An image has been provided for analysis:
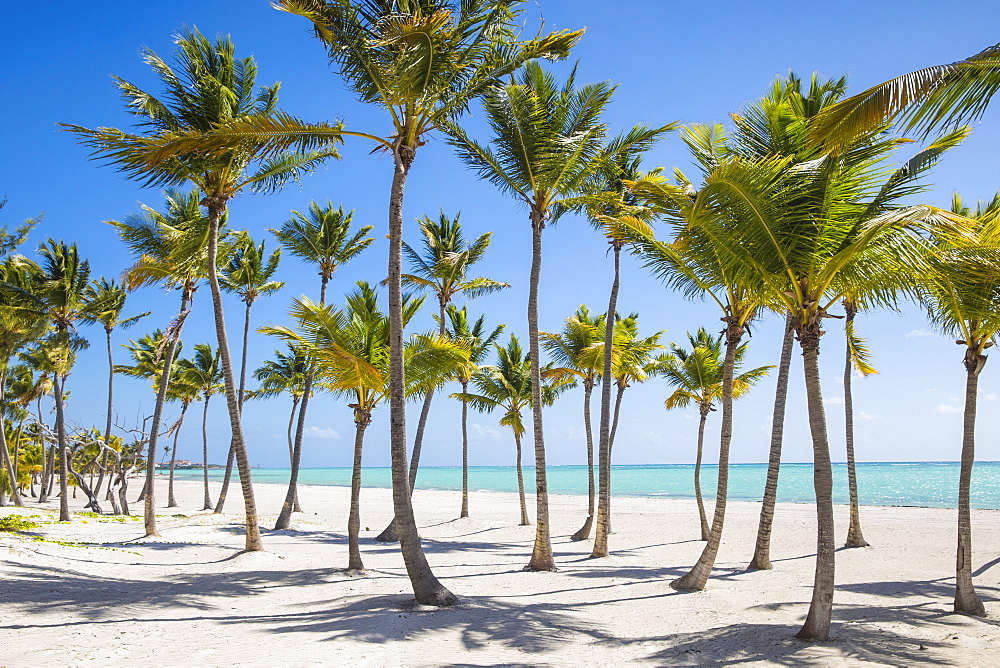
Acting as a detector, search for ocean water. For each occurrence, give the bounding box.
[171,461,1000,509]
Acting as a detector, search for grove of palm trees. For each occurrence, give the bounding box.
[2,1,999,663]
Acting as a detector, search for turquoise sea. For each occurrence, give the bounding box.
[171,462,1000,510]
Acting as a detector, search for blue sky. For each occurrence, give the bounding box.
[2,1,1000,469]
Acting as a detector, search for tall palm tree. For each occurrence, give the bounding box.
[444,304,504,518]
[110,189,214,535]
[163,370,199,508]
[65,29,339,551]
[264,282,465,572]
[660,328,771,540]
[177,343,225,510]
[917,191,1000,617]
[259,0,581,603]
[249,344,311,498]
[17,341,57,503]
[376,210,508,541]
[447,61,668,570]
[80,278,149,499]
[269,200,373,528]
[841,297,877,548]
[36,240,92,521]
[541,306,604,539]
[453,335,563,526]
[214,232,284,514]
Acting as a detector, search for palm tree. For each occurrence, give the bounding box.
[444,304,504,519]
[80,278,149,499]
[269,200,373,528]
[264,0,582,602]
[917,191,1000,617]
[36,240,92,521]
[660,328,771,540]
[264,282,465,572]
[841,298,877,548]
[214,232,284,514]
[177,344,225,510]
[64,28,338,552]
[447,61,668,570]
[163,370,199,508]
[453,335,562,526]
[110,188,214,536]
[376,210,508,541]
[249,344,311,491]
[541,306,604,539]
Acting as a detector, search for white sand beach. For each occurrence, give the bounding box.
[2,478,999,666]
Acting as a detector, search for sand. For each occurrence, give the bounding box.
[1,477,999,666]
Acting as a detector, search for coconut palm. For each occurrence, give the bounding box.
[163,371,199,508]
[35,240,92,521]
[268,201,373,527]
[110,188,215,535]
[264,282,466,572]
[376,210,508,541]
[660,328,772,540]
[453,335,563,526]
[16,341,58,503]
[176,344,224,510]
[80,278,149,499]
[841,298,877,548]
[917,191,1000,616]
[542,306,604,539]
[447,61,669,570]
[444,304,504,519]
[214,232,284,514]
[64,28,338,552]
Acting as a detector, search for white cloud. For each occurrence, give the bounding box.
[906,329,934,339]
[987,394,999,401]
[936,404,962,415]
[823,396,844,406]
[640,430,666,445]
[471,423,504,440]
[305,426,341,440]
[858,411,878,420]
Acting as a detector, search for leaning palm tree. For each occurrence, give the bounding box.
[177,343,225,510]
[375,210,508,541]
[268,201,373,527]
[36,240,92,521]
[660,328,771,540]
[264,282,466,572]
[80,278,149,499]
[214,232,284,514]
[453,335,563,527]
[541,306,604,539]
[444,304,504,519]
[163,370,199,508]
[64,28,339,551]
[447,61,669,570]
[917,191,1000,617]
[261,0,581,602]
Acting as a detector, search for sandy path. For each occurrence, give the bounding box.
[1,478,998,665]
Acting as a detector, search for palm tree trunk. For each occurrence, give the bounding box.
[213,299,254,514]
[694,407,710,541]
[54,374,71,521]
[94,326,115,499]
[204,197,262,552]
[749,314,794,570]
[348,413,370,572]
[0,377,23,506]
[143,290,189,537]
[514,431,530,526]
[671,319,743,590]
[843,304,868,548]
[275,376,313,530]
[955,349,986,615]
[37,398,49,504]
[200,395,213,510]
[460,379,471,518]
[526,210,555,571]
[376,387,435,543]
[795,325,837,641]
[571,382,595,541]
[591,243,622,559]
[386,140,456,604]
[167,402,189,508]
